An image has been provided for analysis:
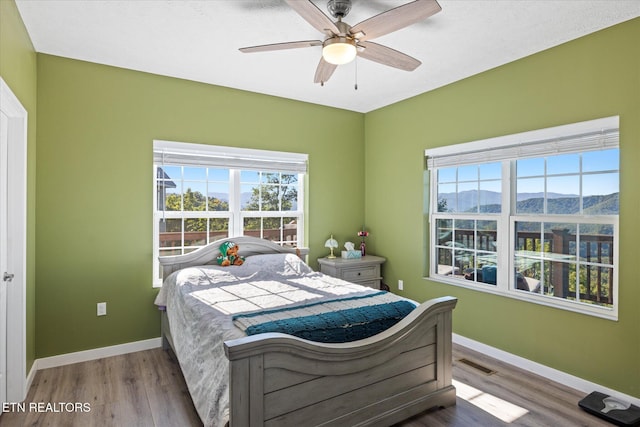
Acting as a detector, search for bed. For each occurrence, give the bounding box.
[155,236,457,427]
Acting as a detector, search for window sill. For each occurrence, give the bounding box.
[425,275,618,321]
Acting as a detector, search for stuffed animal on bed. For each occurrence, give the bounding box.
[216,241,245,266]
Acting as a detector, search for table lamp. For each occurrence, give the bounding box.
[324,234,338,259]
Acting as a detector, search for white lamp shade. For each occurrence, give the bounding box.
[324,237,338,249]
[322,39,357,65]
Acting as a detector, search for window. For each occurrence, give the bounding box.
[153,140,307,286]
[426,117,619,319]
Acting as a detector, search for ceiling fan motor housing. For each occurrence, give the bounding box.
[327,0,352,19]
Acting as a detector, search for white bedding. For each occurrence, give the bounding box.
[154,253,411,427]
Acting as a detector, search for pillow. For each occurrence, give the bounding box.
[242,253,313,275]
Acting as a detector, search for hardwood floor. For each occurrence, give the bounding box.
[0,344,611,427]
[0,348,202,427]
[396,344,610,427]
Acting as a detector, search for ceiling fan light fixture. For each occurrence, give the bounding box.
[322,37,357,65]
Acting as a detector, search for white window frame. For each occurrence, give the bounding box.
[425,116,619,320]
[152,140,307,287]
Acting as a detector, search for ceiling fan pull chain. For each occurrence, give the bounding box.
[354,55,358,90]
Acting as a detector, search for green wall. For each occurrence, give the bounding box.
[35,54,365,357]
[365,17,640,398]
[0,0,37,373]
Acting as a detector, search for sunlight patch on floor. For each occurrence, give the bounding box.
[453,379,530,423]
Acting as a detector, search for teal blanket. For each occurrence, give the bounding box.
[233,293,416,343]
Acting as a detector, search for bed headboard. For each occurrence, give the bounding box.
[158,236,309,280]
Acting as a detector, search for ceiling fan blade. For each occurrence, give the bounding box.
[350,0,441,41]
[239,40,322,53]
[314,57,338,84]
[285,0,340,36]
[357,41,421,71]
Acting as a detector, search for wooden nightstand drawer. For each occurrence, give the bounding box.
[317,255,386,290]
[342,265,379,281]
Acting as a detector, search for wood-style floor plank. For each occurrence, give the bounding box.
[0,344,613,426]
[396,344,611,427]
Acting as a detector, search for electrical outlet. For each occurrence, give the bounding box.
[398,279,404,290]
[97,302,107,316]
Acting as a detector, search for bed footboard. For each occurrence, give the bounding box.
[224,296,457,427]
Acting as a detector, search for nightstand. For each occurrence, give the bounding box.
[317,255,386,289]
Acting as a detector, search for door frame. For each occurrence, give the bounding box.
[0,77,28,402]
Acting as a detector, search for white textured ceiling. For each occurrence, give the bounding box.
[15,0,640,113]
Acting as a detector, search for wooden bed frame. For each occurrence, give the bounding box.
[158,236,457,427]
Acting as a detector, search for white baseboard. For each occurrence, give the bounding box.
[33,337,162,371]
[453,333,640,407]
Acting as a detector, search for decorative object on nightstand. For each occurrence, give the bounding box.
[341,241,361,259]
[357,226,369,256]
[324,234,338,259]
[318,255,385,289]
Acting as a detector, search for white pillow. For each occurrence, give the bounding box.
[243,253,313,275]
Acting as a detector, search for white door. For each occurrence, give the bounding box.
[0,110,8,404]
[0,78,27,403]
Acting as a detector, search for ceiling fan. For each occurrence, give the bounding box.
[239,0,442,85]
